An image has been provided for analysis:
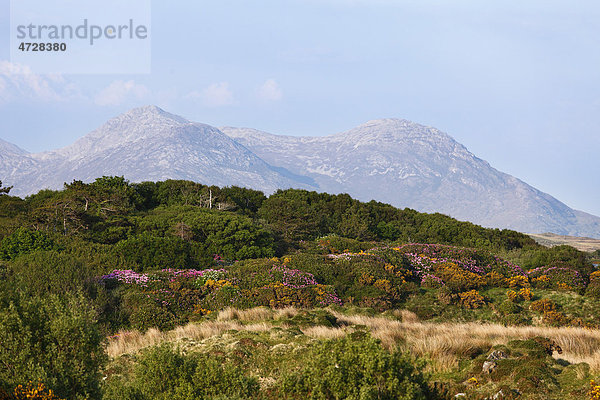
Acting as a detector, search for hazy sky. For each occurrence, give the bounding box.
[0,0,599,215]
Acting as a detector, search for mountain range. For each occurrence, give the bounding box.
[1,105,599,238]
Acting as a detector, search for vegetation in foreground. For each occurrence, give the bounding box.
[0,177,599,399]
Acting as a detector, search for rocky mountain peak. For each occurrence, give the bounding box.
[0,138,28,156]
[2,107,599,237]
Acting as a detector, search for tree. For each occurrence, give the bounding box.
[0,180,12,195]
[258,195,323,242]
[172,222,193,241]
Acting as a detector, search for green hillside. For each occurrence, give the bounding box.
[0,177,598,399]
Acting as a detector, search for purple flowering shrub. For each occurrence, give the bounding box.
[98,259,343,330]
[228,260,343,308]
[528,265,586,291]
[367,244,528,292]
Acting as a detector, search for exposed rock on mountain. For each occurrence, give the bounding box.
[1,107,599,237]
[221,119,600,237]
[0,106,314,196]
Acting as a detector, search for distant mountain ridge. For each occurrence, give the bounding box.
[221,120,600,238]
[1,106,599,238]
[0,106,314,196]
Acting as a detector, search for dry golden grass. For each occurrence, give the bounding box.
[302,325,347,339]
[217,306,274,322]
[528,232,600,252]
[106,320,271,358]
[331,311,600,372]
[106,307,600,373]
[274,306,299,319]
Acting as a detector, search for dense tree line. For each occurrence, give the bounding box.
[0,177,540,258]
[259,189,538,251]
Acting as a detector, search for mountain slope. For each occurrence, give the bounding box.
[0,139,41,185]
[221,119,600,238]
[1,106,314,196]
[1,108,598,237]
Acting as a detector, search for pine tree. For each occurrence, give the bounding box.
[0,180,12,195]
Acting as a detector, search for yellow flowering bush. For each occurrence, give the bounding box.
[589,380,600,400]
[556,282,572,291]
[459,290,486,309]
[507,289,519,302]
[13,382,64,400]
[192,305,212,316]
[204,279,233,289]
[508,275,530,288]
[466,377,479,387]
[248,282,341,308]
[484,271,507,287]
[530,298,557,313]
[432,262,485,291]
[508,287,533,303]
[531,274,551,289]
[587,271,600,298]
[543,310,571,327]
[373,279,393,293]
[358,272,375,285]
[518,287,533,301]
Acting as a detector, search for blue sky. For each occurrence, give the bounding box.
[0,0,599,216]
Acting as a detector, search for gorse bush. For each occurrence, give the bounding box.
[530,298,557,313]
[12,382,64,400]
[459,290,486,309]
[590,380,600,400]
[528,265,586,291]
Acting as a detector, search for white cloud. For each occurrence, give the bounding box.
[0,61,78,103]
[94,80,149,106]
[188,82,234,107]
[257,79,283,102]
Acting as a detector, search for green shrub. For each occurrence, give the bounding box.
[317,235,371,254]
[281,335,433,399]
[8,250,95,296]
[134,207,276,262]
[103,345,259,400]
[113,233,197,271]
[0,292,105,399]
[0,228,57,260]
[122,291,182,332]
[497,300,522,315]
[500,313,531,326]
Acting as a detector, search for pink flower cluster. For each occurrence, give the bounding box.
[319,291,343,306]
[100,270,151,287]
[528,265,586,288]
[420,273,445,286]
[161,268,227,282]
[396,243,526,278]
[270,265,318,289]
